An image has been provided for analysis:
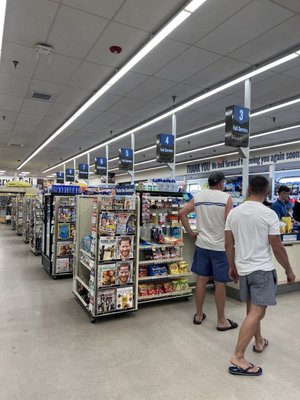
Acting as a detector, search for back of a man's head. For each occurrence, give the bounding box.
[278,185,290,194]
[248,175,270,196]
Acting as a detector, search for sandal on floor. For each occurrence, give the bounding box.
[229,363,263,376]
[193,313,206,325]
[217,319,238,331]
[253,338,268,353]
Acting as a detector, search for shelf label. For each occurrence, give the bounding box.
[225,105,249,148]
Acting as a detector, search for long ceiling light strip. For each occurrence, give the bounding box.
[0,0,7,55]
[251,97,300,117]
[17,0,208,171]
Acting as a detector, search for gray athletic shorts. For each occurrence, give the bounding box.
[239,270,277,306]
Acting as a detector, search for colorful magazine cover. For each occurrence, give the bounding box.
[98,264,116,287]
[99,237,117,261]
[116,286,134,310]
[58,223,70,240]
[99,212,117,235]
[56,257,70,273]
[117,236,134,260]
[124,196,135,210]
[57,241,74,256]
[115,260,133,285]
[58,207,72,222]
[97,289,116,314]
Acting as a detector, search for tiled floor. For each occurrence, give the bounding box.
[0,224,300,400]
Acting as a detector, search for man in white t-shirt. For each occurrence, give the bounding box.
[225,175,295,377]
[179,171,238,331]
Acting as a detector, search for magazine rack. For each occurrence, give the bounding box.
[136,190,193,304]
[29,196,43,255]
[15,195,23,235]
[42,194,76,278]
[22,196,32,243]
[73,194,139,322]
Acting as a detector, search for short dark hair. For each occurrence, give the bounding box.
[278,185,290,194]
[208,171,225,186]
[120,236,131,245]
[248,175,270,195]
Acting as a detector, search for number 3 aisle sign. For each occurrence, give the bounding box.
[225,105,249,148]
[119,148,133,171]
[156,133,174,163]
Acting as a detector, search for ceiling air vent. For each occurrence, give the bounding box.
[32,92,51,101]
[9,143,24,148]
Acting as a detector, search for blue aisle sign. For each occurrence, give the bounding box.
[95,157,107,176]
[66,168,75,182]
[119,148,133,171]
[56,172,64,184]
[156,133,174,163]
[78,163,89,179]
[225,105,250,148]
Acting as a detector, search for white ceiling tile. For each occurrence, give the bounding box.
[0,73,30,97]
[20,99,52,116]
[154,47,221,82]
[282,66,300,80]
[0,43,36,78]
[229,15,300,64]
[56,86,90,106]
[0,95,23,112]
[170,0,252,45]
[127,76,175,101]
[12,123,37,134]
[48,6,109,59]
[132,39,189,76]
[34,54,82,85]
[29,80,64,98]
[195,0,293,55]
[16,113,44,126]
[129,102,166,119]
[114,0,185,32]
[271,0,300,12]
[3,0,59,47]
[86,22,149,67]
[109,72,148,97]
[68,61,114,91]
[90,93,122,112]
[108,97,147,115]
[63,0,125,18]
[154,83,204,106]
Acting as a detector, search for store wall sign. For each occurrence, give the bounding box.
[66,168,75,182]
[119,148,133,171]
[56,172,64,183]
[95,157,107,176]
[78,163,89,179]
[156,133,174,163]
[225,105,250,148]
[115,184,135,195]
[187,149,300,174]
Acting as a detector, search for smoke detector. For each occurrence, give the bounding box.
[35,43,53,63]
[110,45,122,54]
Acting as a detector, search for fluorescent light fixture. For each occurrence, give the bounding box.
[0,170,6,173]
[251,124,300,140]
[0,0,7,55]
[251,97,300,117]
[177,123,225,141]
[251,140,300,152]
[177,142,224,157]
[18,0,207,171]
[20,171,30,175]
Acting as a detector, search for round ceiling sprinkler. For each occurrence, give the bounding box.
[110,45,122,54]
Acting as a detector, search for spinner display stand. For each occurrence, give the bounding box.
[29,196,43,255]
[137,191,193,304]
[42,194,76,278]
[74,194,139,322]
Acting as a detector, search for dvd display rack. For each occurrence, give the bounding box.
[42,194,76,278]
[74,194,139,322]
[22,196,32,243]
[137,191,193,304]
[29,196,43,255]
[15,196,23,235]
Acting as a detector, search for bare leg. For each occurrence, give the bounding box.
[214,281,232,328]
[194,275,209,322]
[230,304,267,372]
[246,302,264,351]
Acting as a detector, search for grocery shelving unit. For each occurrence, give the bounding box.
[0,194,10,224]
[74,194,139,322]
[22,196,32,243]
[42,194,76,278]
[11,197,17,230]
[15,196,23,235]
[137,190,193,304]
[29,196,43,255]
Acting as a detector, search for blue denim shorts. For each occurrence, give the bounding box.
[191,246,231,283]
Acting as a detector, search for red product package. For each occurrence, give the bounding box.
[147,283,158,296]
[138,284,148,297]
[162,282,173,293]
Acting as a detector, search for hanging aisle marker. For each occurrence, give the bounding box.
[78,163,89,179]
[225,105,250,148]
[119,148,133,171]
[95,157,107,176]
[56,172,64,184]
[156,134,175,163]
[66,168,75,182]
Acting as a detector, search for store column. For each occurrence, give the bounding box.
[269,163,275,201]
[241,79,251,199]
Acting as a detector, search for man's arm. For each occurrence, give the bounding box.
[269,235,296,284]
[179,198,197,238]
[225,230,238,283]
[225,196,233,220]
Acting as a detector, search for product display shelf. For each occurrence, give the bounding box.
[137,190,193,304]
[0,194,10,224]
[42,194,76,278]
[15,196,23,235]
[22,196,32,243]
[11,197,17,230]
[29,197,43,255]
[74,194,139,322]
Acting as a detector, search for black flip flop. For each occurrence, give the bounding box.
[229,363,263,376]
[217,319,238,331]
[253,338,268,353]
[193,313,206,325]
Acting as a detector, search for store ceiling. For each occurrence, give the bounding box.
[1,0,300,176]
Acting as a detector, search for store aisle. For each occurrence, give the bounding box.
[0,224,300,400]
